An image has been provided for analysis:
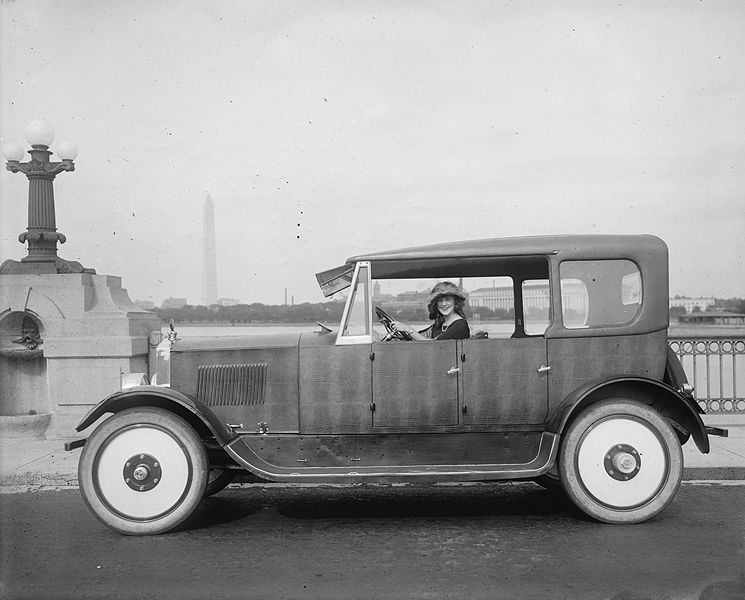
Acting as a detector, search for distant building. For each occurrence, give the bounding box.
[469,286,514,312]
[371,281,396,305]
[133,299,155,310]
[218,297,240,306]
[381,290,429,311]
[679,311,745,326]
[161,297,188,309]
[469,281,586,313]
[669,297,715,313]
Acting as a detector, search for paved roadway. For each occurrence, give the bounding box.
[1,482,744,600]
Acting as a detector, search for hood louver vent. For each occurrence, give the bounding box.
[196,363,267,406]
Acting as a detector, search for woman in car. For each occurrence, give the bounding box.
[393,281,471,340]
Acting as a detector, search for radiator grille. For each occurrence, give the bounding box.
[196,363,267,406]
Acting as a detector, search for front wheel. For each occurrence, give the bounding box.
[78,407,208,535]
[558,399,683,524]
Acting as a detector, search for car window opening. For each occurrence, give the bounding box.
[334,255,552,344]
[560,259,642,329]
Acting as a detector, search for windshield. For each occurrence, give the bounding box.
[315,264,355,297]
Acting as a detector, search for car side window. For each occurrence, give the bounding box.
[468,276,515,338]
[522,279,549,335]
[560,260,642,328]
[373,276,519,339]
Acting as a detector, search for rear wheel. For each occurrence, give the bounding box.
[558,399,682,524]
[78,407,208,535]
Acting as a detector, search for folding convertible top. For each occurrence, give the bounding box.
[346,234,666,263]
[316,234,667,297]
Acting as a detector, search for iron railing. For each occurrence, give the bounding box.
[668,331,745,413]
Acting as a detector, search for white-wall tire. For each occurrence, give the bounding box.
[78,407,208,535]
[558,399,683,524]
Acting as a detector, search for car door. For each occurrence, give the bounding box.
[459,336,549,430]
[299,341,373,434]
[371,339,460,431]
[300,261,376,433]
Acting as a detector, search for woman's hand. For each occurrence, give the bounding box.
[391,321,413,334]
[388,320,427,341]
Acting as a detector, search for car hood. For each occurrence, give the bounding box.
[171,332,302,352]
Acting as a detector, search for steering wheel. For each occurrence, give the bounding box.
[374,306,412,341]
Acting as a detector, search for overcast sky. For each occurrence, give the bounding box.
[1,1,743,306]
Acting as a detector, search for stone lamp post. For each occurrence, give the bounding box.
[2,119,93,274]
[0,120,160,439]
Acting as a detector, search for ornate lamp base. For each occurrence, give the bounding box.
[0,257,96,275]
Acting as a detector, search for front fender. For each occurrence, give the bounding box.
[75,386,236,447]
[548,376,709,454]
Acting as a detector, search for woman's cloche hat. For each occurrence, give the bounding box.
[427,281,468,305]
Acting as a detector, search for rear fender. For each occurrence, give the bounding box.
[548,376,709,453]
[75,386,236,447]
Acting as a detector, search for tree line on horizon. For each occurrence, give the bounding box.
[154,297,745,325]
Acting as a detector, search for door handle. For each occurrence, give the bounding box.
[537,364,551,373]
[446,367,460,375]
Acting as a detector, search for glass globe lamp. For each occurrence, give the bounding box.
[57,141,78,161]
[24,120,55,146]
[3,142,25,161]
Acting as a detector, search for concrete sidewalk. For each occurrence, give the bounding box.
[1,415,743,490]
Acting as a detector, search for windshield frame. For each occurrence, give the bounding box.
[336,261,373,345]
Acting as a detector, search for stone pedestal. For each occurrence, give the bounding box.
[0,272,160,438]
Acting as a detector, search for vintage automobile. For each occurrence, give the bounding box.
[70,234,726,535]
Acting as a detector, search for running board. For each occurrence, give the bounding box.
[224,432,559,484]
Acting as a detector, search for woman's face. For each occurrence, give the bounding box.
[436,295,455,316]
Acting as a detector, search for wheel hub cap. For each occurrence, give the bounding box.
[133,466,149,481]
[123,453,162,492]
[604,444,641,481]
[613,453,636,473]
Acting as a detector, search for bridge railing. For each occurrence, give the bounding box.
[668,330,745,413]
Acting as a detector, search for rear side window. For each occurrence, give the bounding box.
[560,260,642,329]
[522,279,549,335]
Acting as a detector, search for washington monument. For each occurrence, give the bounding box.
[202,192,218,305]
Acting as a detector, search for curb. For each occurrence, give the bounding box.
[1,474,78,488]
[683,467,745,481]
